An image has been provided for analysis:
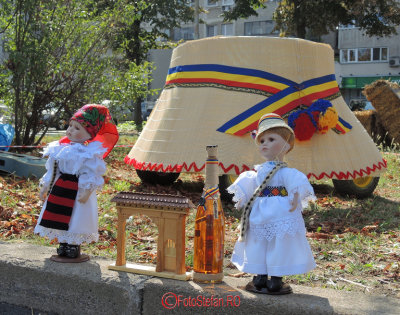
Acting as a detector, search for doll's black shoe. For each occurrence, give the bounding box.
[266,276,293,295]
[244,274,269,293]
[64,244,80,258]
[56,243,68,256]
[253,274,268,291]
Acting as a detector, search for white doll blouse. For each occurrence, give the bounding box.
[39,141,106,190]
[228,161,316,241]
[35,141,107,244]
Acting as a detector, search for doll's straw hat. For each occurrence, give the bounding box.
[126,37,386,180]
[255,113,294,145]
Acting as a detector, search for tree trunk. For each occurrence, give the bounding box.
[293,0,306,39]
[296,22,306,39]
[128,17,143,129]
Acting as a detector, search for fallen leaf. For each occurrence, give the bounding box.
[383,263,392,272]
[227,272,246,278]
[344,227,360,233]
[361,225,378,232]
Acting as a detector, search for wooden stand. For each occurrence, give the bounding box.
[108,192,192,281]
[50,254,90,263]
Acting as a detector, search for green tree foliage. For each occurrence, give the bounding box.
[0,0,154,145]
[223,0,400,39]
[0,0,112,145]
[93,0,194,128]
[222,0,266,21]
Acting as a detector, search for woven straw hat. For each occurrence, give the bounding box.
[126,36,386,180]
[255,113,294,145]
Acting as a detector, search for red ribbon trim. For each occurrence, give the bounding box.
[125,156,387,180]
[307,159,387,180]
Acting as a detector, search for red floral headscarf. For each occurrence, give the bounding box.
[60,104,119,158]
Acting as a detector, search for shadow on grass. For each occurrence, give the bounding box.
[303,192,400,233]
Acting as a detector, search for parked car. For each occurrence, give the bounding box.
[349,99,375,111]
[40,108,69,130]
[141,100,155,120]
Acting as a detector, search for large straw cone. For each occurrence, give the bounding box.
[126,37,386,180]
[363,80,400,145]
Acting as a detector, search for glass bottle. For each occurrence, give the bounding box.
[193,145,225,283]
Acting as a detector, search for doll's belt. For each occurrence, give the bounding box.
[259,186,288,197]
[59,171,79,181]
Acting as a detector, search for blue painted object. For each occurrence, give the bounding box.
[0,124,14,152]
[0,151,46,178]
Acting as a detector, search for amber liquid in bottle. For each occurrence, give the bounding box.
[193,145,225,283]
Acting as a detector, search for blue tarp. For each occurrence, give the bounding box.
[0,124,15,152]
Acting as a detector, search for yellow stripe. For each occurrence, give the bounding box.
[166,71,289,91]
[299,81,338,97]
[225,92,301,134]
[338,121,351,133]
[224,81,339,134]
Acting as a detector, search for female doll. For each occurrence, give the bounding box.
[228,113,316,294]
[34,104,118,261]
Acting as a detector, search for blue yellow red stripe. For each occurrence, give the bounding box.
[217,74,340,135]
[206,158,219,163]
[166,64,293,95]
[333,117,353,134]
[165,64,350,136]
[204,187,219,199]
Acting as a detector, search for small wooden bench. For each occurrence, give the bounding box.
[108,192,192,281]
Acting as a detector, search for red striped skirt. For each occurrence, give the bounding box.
[39,173,79,230]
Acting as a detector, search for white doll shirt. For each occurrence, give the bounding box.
[35,140,107,244]
[39,141,106,191]
[228,161,316,241]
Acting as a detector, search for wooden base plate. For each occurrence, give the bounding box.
[50,254,90,263]
[108,263,191,281]
[192,271,223,283]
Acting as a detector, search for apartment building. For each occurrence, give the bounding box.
[174,0,280,39]
[336,25,400,106]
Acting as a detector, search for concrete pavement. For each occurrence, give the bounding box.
[1,242,399,315]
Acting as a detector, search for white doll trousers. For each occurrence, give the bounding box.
[231,228,316,276]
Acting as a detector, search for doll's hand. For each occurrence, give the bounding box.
[77,188,92,203]
[289,192,299,212]
[39,186,48,201]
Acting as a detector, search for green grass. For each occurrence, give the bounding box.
[0,128,399,297]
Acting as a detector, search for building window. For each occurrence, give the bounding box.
[207,0,218,6]
[340,47,388,63]
[207,25,217,37]
[221,23,233,36]
[222,0,234,5]
[244,21,277,36]
[173,27,194,41]
[358,48,371,62]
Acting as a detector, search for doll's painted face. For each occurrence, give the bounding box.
[258,130,290,161]
[66,120,91,143]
